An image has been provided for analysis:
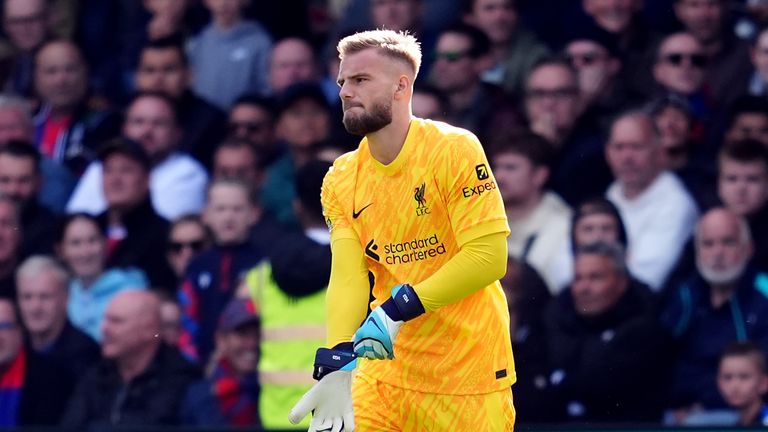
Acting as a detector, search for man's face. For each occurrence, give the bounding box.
[123,96,179,159]
[654,105,691,163]
[276,98,330,147]
[34,42,87,111]
[674,0,724,44]
[582,0,641,34]
[653,33,707,95]
[17,270,67,338]
[0,301,22,367]
[159,300,181,346]
[101,296,155,359]
[269,39,317,94]
[213,146,261,185]
[725,113,768,147]
[606,116,662,192]
[217,323,259,375]
[718,356,768,410]
[0,153,39,206]
[430,32,477,93]
[0,201,20,263]
[571,253,627,316]
[0,107,32,144]
[371,0,420,32]
[751,30,768,84]
[466,0,517,45]
[2,0,47,52]
[492,152,544,205]
[166,220,207,279]
[573,213,620,247]
[719,159,768,217]
[203,184,257,245]
[696,211,752,285]
[228,104,274,149]
[524,64,580,134]
[135,48,189,99]
[338,48,399,136]
[102,154,149,211]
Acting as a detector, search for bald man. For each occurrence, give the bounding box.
[268,38,319,95]
[662,207,768,414]
[62,290,200,428]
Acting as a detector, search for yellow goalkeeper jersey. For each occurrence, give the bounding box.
[321,118,515,395]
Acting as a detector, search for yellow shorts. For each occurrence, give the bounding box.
[352,372,516,431]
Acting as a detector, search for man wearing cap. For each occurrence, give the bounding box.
[66,91,209,221]
[181,297,261,427]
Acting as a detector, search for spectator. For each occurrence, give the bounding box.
[268,37,320,96]
[412,82,448,121]
[0,197,21,299]
[15,255,99,378]
[212,139,263,188]
[605,111,699,291]
[524,59,610,205]
[747,26,768,97]
[67,92,209,221]
[0,141,61,257]
[62,290,199,428]
[649,95,697,172]
[543,242,672,422]
[92,137,176,290]
[227,94,279,165]
[0,297,73,427]
[428,23,522,143]
[32,40,120,174]
[181,297,261,427]
[144,0,190,41]
[716,342,768,427]
[166,214,211,288]
[1,0,51,97]
[159,293,182,347]
[187,0,272,109]
[0,95,76,213]
[723,95,768,147]
[369,0,437,77]
[56,213,148,342]
[179,179,266,363]
[135,37,228,168]
[488,131,571,294]
[673,0,752,108]
[661,208,768,413]
[462,0,549,97]
[717,139,768,270]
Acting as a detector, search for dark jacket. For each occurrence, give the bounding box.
[98,198,175,292]
[543,280,673,422]
[177,91,227,170]
[37,320,100,379]
[17,349,75,426]
[61,344,200,428]
[661,266,768,409]
[19,201,62,259]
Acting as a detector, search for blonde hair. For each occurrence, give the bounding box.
[337,29,422,78]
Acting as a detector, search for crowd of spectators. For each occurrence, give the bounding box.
[2,0,768,429]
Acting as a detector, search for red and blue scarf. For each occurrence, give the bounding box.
[212,358,259,427]
[0,349,26,427]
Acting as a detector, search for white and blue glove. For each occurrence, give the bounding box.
[289,346,357,432]
[352,284,425,360]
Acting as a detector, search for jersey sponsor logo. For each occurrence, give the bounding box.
[475,164,489,180]
[413,182,430,216]
[352,202,373,219]
[365,239,381,261]
[383,234,446,264]
[462,180,497,198]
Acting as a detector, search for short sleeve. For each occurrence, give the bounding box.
[321,164,358,242]
[439,132,509,247]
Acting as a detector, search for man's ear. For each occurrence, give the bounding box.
[394,75,411,101]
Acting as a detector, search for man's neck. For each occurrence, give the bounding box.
[621,172,660,201]
[505,192,543,222]
[367,113,412,166]
[700,36,723,58]
[213,15,242,30]
[491,42,510,63]
[710,283,736,309]
[30,319,66,351]
[118,343,159,383]
[49,105,75,119]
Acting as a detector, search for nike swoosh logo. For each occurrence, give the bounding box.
[352,203,373,219]
[367,316,383,332]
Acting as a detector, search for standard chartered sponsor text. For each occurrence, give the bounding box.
[384,234,446,264]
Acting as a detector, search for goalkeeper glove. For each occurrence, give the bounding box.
[352,284,425,360]
[289,345,357,432]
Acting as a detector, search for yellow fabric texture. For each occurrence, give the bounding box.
[320,118,515,395]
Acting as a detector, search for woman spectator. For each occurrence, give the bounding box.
[166,214,211,288]
[57,213,148,342]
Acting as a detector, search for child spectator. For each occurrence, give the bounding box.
[717,342,768,427]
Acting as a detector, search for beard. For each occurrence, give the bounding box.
[343,99,392,136]
[696,256,748,286]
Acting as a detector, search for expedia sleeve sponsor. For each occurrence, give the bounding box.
[383,234,447,264]
[462,180,498,198]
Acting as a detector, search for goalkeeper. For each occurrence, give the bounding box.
[289,29,516,431]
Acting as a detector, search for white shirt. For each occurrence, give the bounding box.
[607,171,699,291]
[507,191,573,294]
[67,152,209,220]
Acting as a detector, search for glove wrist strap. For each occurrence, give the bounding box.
[391,283,425,321]
[313,345,357,381]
